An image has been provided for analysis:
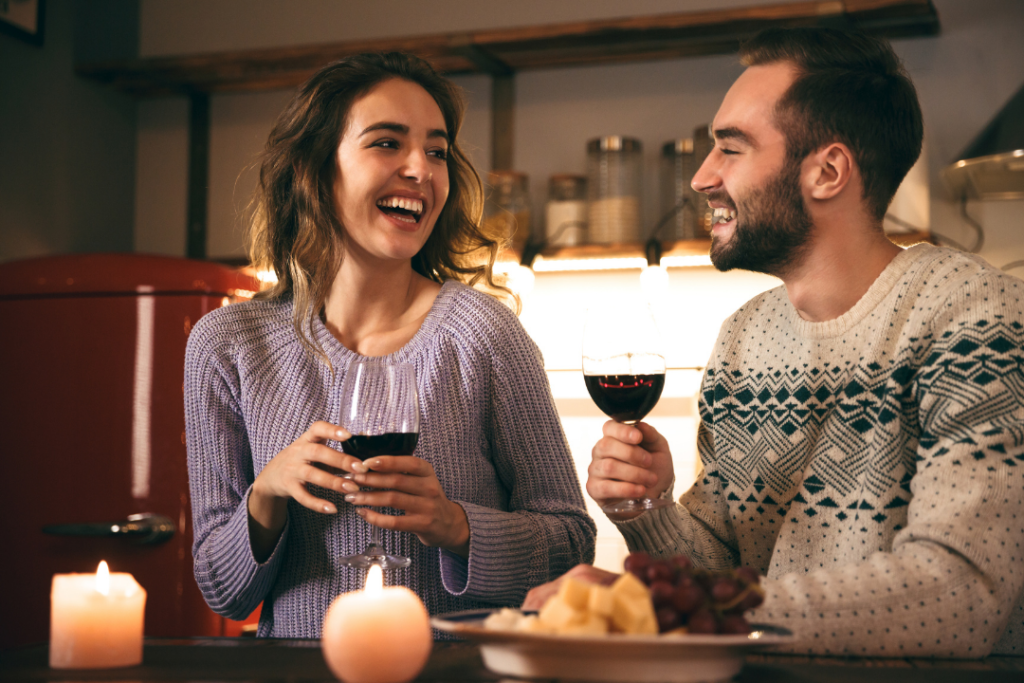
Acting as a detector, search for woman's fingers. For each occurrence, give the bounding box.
[304,421,350,443]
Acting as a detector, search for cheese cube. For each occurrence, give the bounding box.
[610,572,649,601]
[539,594,584,629]
[557,577,593,610]
[559,613,609,636]
[588,585,614,617]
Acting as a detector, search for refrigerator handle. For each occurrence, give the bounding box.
[43,512,176,544]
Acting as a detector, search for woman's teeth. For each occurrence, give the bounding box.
[713,207,737,224]
[376,197,423,223]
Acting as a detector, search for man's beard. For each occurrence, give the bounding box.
[708,157,813,277]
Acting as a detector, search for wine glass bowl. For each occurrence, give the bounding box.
[582,306,671,515]
[338,361,419,569]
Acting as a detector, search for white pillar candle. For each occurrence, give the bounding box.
[322,564,432,683]
[50,561,147,669]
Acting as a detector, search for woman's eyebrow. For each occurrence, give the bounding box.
[360,122,449,144]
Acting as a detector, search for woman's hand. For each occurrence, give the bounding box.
[342,456,470,558]
[522,564,620,611]
[248,421,359,561]
[587,420,675,520]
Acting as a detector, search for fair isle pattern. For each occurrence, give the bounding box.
[184,281,596,638]
[616,245,1024,657]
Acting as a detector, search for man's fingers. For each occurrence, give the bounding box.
[590,451,657,486]
[601,420,643,445]
[593,437,651,469]
[522,580,561,611]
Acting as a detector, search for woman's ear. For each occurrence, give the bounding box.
[805,143,855,201]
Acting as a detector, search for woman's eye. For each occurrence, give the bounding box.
[428,148,448,161]
[372,139,398,149]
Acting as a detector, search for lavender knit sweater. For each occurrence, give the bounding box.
[184,280,596,637]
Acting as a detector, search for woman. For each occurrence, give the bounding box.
[184,52,595,638]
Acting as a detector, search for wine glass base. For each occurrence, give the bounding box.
[601,497,674,515]
[340,544,411,570]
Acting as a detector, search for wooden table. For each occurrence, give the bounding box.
[1,638,1022,682]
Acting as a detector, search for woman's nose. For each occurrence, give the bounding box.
[400,150,432,183]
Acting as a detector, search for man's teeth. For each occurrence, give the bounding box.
[713,207,737,223]
[376,197,423,216]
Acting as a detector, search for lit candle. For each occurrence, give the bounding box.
[322,565,432,683]
[50,561,147,669]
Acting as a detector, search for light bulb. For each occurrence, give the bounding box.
[640,265,669,301]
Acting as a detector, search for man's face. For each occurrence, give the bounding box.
[691,62,814,277]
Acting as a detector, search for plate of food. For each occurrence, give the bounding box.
[431,554,795,683]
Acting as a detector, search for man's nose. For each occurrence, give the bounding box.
[691,152,720,194]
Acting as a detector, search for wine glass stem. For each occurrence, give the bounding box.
[369,508,381,548]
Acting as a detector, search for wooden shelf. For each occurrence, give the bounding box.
[77,0,939,96]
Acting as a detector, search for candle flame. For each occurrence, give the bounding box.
[364,563,383,595]
[95,561,110,596]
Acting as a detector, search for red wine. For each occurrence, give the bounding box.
[584,374,665,424]
[342,433,418,459]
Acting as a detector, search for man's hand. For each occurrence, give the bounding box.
[522,564,620,611]
[587,421,674,518]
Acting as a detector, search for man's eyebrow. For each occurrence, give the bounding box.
[713,127,756,147]
[359,121,449,143]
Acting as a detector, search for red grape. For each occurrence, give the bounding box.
[670,555,692,572]
[646,561,674,584]
[623,552,652,580]
[649,580,675,606]
[687,608,719,634]
[656,607,681,632]
[719,615,752,635]
[671,583,705,614]
[738,588,764,610]
[711,577,741,603]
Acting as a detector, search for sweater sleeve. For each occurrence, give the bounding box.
[184,311,289,620]
[613,360,741,571]
[753,270,1024,657]
[439,305,597,603]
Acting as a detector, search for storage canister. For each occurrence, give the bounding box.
[586,136,642,244]
[659,139,702,240]
[691,124,715,237]
[483,171,531,253]
[545,174,587,247]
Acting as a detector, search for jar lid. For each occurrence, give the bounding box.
[662,139,694,156]
[587,136,642,153]
[487,170,528,191]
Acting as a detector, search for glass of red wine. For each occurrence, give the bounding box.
[338,360,419,570]
[582,305,671,515]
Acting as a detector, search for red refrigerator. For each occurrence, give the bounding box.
[0,253,261,648]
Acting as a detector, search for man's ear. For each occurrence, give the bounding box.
[805,143,855,200]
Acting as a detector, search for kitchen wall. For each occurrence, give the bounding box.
[0,0,139,263]
[127,0,1024,570]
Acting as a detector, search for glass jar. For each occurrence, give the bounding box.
[659,139,700,240]
[483,171,531,253]
[545,174,587,247]
[586,136,642,244]
[691,124,714,237]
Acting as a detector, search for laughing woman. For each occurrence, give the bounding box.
[184,53,595,637]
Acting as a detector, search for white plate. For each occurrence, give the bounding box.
[431,610,795,683]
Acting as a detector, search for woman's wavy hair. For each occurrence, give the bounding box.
[248,52,510,364]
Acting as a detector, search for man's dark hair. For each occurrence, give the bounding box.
[740,27,923,222]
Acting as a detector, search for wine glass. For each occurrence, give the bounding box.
[338,361,419,569]
[582,305,672,515]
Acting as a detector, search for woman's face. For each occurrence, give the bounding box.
[332,78,451,266]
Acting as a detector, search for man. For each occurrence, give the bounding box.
[527,27,1024,657]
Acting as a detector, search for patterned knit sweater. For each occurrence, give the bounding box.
[616,244,1024,657]
[184,280,596,637]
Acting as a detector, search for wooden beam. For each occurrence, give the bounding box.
[76,0,939,97]
[491,75,515,171]
[186,93,210,260]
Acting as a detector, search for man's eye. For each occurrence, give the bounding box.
[720,148,739,155]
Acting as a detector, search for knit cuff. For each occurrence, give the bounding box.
[195,486,289,619]
[612,502,685,557]
[439,500,537,601]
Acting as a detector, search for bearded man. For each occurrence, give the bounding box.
[528,27,1024,657]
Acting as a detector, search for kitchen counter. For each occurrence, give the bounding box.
[1,637,1022,682]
